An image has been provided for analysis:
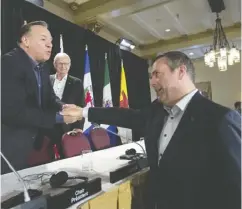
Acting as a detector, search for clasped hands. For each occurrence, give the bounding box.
[61,104,83,124]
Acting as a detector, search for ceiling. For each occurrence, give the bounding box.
[44,0,241,59]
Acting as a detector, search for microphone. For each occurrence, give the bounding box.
[91,125,149,184]
[92,123,146,156]
[0,151,30,202]
[1,151,47,209]
[96,124,149,183]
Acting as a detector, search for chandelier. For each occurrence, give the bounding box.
[204,13,240,71]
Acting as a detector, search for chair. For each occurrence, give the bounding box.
[90,128,111,150]
[27,136,52,166]
[62,132,91,158]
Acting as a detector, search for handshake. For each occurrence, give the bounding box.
[61,104,83,124]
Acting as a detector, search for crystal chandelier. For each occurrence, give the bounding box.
[204,13,240,71]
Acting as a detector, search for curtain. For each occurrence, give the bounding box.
[1,0,25,54]
[2,1,151,141]
[85,30,123,107]
[122,50,150,141]
[122,50,150,109]
[22,1,86,77]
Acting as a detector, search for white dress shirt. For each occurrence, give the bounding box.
[158,89,198,161]
[83,108,88,118]
[53,74,68,100]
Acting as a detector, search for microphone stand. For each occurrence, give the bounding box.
[92,123,146,156]
[1,151,48,209]
[0,151,30,202]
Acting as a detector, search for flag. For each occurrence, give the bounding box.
[100,54,119,146]
[83,45,94,135]
[118,60,132,143]
[120,61,129,108]
[60,34,64,53]
[102,54,112,108]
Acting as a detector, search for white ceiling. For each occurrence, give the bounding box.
[169,37,241,60]
[46,0,241,58]
[99,0,241,45]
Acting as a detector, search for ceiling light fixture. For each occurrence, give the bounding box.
[204,13,240,71]
[116,38,135,51]
[69,2,79,11]
[165,29,171,32]
[82,20,103,34]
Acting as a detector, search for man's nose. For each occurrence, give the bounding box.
[46,41,53,48]
[149,75,157,86]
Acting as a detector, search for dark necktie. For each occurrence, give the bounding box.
[33,65,44,150]
[34,65,42,107]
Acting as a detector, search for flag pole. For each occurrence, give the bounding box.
[60,34,64,53]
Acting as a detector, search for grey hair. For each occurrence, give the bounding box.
[53,53,70,64]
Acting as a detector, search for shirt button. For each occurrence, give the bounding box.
[164,134,167,137]
[171,117,174,119]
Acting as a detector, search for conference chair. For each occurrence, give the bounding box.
[90,128,111,151]
[62,132,91,158]
[27,136,52,166]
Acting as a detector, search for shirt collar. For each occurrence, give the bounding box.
[29,56,39,69]
[19,46,39,68]
[164,89,198,116]
[55,74,68,81]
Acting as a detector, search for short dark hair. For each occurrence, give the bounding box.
[18,21,48,43]
[234,101,241,108]
[152,51,195,82]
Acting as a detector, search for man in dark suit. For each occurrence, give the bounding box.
[1,21,80,174]
[62,51,241,209]
[49,52,84,157]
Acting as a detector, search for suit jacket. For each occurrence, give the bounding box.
[87,92,241,209]
[1,47,63,174]
[50,74,85,132]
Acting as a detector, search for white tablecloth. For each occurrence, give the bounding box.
[1,141,146,208]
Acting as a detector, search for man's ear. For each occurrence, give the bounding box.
[178,65,186,80]
[21,36,30,48]
[53,60,57,69]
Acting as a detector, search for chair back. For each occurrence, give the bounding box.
[27,136,52,166]
[62,132,91,158]
[90,128,111,150]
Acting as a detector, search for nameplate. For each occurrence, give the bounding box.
[47,177,101,209]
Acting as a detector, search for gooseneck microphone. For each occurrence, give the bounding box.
[94,124,150,183]
[0,151,30,202]
[92,123,146,156]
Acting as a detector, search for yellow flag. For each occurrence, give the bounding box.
[119,60,129,108]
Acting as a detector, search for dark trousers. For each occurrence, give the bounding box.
[45,124,65,159]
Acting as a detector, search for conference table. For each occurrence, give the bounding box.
[1,140,149,209]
